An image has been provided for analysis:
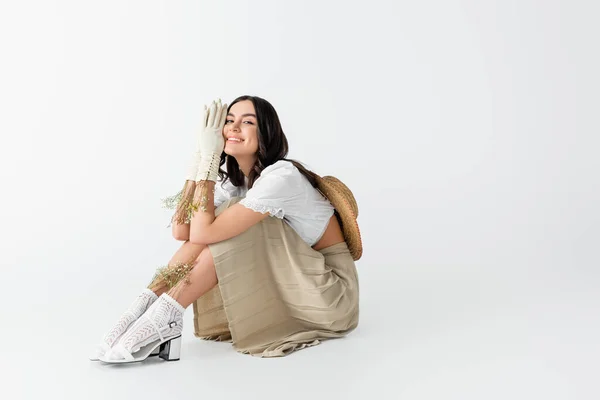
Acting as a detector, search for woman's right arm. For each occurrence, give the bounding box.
[172,221,191,241]
[172,179,228,240]
[171,180,196,241]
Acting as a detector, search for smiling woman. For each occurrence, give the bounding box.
[221,100,260,168]
[90,95,362,363]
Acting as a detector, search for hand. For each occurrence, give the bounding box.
[198,99,227,155]
[196,98,228,182]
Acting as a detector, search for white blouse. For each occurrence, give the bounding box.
[214,160,335,246]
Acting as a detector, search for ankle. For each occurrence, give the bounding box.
[147,285,167,297]
[161,292,187,313]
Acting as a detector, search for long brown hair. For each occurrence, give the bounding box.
[218,95,319,189]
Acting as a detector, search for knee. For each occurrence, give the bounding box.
[195,246,214,264]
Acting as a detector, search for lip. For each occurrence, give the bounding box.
[226,137,244,143]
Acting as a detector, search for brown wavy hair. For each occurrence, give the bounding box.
[218,95,319,190]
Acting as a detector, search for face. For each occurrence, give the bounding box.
[222,100,259,158]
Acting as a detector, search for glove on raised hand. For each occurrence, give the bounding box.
[195,99,227,182]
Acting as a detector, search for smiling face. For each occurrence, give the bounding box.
[222,100,259,158]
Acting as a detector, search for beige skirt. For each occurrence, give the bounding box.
[192,197,360,357]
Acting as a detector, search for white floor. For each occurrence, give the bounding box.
[6,257,598,400]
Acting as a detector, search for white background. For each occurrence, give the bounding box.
[1,1,598,399]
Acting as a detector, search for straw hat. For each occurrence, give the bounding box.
[315,175,363,261]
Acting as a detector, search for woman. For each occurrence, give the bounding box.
[90,95,361,362]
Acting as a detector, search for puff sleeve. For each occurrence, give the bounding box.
[239,161,306,218]
[214,182,230,209]
[214,179,246,209]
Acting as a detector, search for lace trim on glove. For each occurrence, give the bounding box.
[196,152,221,183]
[239,199,284,219]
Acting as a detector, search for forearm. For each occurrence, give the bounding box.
[184,98,226,244]
[171,222,190,241]
[188,180,216,243]
[171,180,196,240]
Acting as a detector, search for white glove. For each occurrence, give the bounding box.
[195,99,227,182]
[183,102,211,181]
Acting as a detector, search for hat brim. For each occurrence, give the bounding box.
[316,177,362,261]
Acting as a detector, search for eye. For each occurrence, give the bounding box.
[243,121,254,125]
[225,119,233,124]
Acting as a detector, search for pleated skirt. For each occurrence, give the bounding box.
[192,197,360,357]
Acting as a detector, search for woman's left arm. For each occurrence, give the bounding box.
[187,99,270,245]
[188,180,269,245]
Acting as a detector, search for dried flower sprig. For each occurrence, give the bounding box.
[161,181,197,225]
[190,180,215,213]
[161,189,182,210]
[148,261,196,291]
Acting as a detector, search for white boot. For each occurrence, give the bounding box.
[89,288,158,361]
[100,293,184,363]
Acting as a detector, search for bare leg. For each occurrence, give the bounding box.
[98,243,219,361]
[167,246,218,308]
[148,241,206,296]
